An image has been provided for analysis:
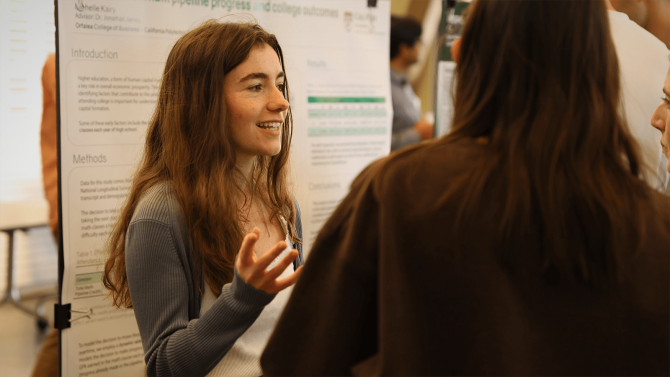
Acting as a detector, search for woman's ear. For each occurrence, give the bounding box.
[451,38,462,65]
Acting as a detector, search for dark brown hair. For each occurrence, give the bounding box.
[390,15,422,59]
[442,0,653,285]
[103,20,298,308]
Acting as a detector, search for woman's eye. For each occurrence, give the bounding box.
[277,84,285,92]
[249,84,262,91]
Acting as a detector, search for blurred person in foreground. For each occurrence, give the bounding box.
[389,15,434,151]
[606,0,670,193]
[261,0,670,375]
[651,59,670,173]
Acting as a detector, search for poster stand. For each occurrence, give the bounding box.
[55,1,66,375]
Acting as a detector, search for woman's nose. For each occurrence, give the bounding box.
[650,103,665,132]
[269,87,289,112]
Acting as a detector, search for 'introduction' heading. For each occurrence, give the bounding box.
[72,49,119,59]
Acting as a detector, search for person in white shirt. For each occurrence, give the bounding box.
[610,0,670,49]
[650,61,670,174]
[606,0,670,193]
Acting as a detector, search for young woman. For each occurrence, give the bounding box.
[103,21,303,377]
[261,0,670,375]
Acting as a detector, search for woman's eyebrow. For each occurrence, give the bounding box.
[239,71,285,82]
[239,72,267,82]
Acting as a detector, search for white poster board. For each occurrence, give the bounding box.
[0,0,55,201]
[435,60,455,137]
[56,1,391,376]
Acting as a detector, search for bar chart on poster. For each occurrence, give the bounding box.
[56,1,390,375]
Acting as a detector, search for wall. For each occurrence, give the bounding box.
[0,0,58,296]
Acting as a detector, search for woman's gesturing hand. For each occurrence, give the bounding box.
[236,227,302,294]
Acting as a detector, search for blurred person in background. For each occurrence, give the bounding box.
[389,15,434,151]
[606,0,670,194]
[39,54,58,243]
[31,53,59,377]
[651,59,670,173]
[261,0,670,375]
[610,0,670,49]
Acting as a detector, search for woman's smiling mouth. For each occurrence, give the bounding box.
[257,122,282,131]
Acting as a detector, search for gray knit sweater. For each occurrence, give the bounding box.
[125,183,304,377]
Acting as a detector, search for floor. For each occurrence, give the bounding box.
[0,294,57,377]
[0,226,59,377]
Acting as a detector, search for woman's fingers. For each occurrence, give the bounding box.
[255,240,289,270]
[264,249,298,280]
[237,228,260,269]
[237,236,302,294]
[272,265,303,293]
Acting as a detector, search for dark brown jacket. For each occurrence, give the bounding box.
[262,139,670,376]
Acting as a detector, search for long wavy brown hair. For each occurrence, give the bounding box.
[103,20,298,308]
[439,0,657,286]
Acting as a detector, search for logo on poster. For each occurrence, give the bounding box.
[75,0,84,11]
[343,11,376,34]
[344,12,352,32]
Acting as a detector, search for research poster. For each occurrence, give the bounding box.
[56,0,391,375]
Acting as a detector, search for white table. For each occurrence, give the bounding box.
[0,199,50,324]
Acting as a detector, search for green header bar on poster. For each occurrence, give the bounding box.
[307,96,385,103]
[308,108,387,118]
[308,127,387,136]
[75,272,102,286]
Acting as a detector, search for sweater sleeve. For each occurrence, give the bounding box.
[126,219,275,377]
